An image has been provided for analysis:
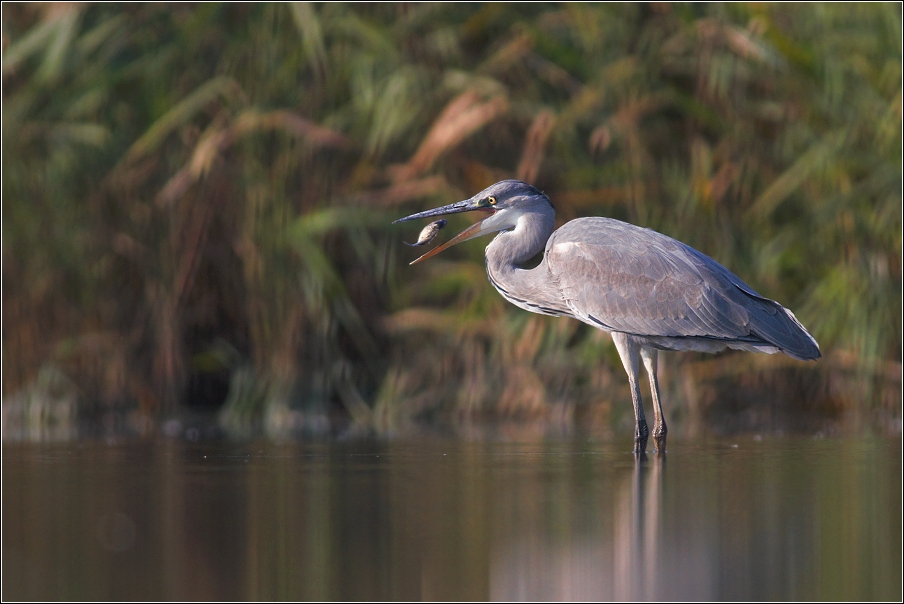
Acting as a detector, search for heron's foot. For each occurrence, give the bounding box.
[652,424,667,454]
[633,421,649,454]
[653,434,667,454]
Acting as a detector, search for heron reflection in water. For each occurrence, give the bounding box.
[395,180,820,453]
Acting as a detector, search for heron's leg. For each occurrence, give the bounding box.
[640,347,667,453]
[612,333,648,453]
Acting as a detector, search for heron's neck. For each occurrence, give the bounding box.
[486,211,554,270]
[485,210,567,315]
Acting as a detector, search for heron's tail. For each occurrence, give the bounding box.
[747,299,821,361]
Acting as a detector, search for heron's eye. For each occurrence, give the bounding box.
[488,196,497,205]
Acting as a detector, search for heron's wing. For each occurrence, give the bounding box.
[545,218,819,358]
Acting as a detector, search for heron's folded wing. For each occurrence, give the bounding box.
[545,219,753,340]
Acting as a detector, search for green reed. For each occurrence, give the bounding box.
[2,3,900,437]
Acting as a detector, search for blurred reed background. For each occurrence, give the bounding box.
[2,3,901,440]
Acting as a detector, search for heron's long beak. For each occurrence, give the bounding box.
[393,198,496,265]
[392,199,478,223]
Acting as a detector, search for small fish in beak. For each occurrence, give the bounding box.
[404,219,447,247]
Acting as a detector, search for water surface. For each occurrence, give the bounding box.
[3,435,900,600]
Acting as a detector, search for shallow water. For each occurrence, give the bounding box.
[3,435,901,601]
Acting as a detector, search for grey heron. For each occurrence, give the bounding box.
[394,180,820,453]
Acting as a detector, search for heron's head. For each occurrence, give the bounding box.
[393,180,553,264]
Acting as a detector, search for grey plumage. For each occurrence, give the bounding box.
[395,180,820,452]
[543,218,820,360]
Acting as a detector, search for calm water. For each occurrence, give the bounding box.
[3,435,901,601]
